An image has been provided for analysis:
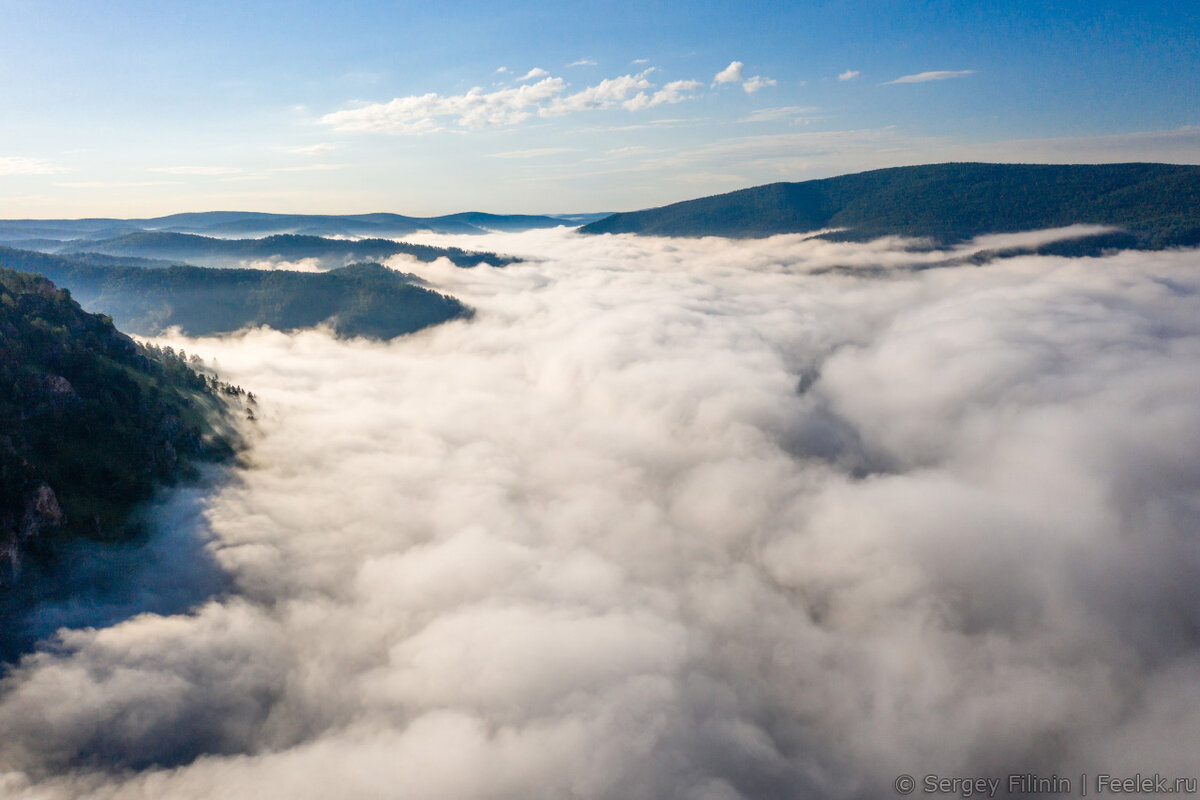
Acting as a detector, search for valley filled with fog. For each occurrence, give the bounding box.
[2,229,1199,799]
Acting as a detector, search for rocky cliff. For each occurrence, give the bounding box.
[0,267,235,584]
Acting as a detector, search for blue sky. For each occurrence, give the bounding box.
[1,0,1197,217]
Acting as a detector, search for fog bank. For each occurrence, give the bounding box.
[2,229,1198,799]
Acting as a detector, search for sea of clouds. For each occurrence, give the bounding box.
[1,228,1198,799]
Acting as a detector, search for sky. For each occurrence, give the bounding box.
[0,0,1197,217]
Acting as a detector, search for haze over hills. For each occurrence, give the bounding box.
[36,232,521,270]
[0,210,607,243]
[0,247,470,340]
[579,162,1200,248]
[7,162,1196,260]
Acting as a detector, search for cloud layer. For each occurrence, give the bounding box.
[1,231,1199,798]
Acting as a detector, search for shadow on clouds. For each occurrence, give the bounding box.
[1,228,1198,798]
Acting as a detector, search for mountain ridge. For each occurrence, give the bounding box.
[49,231,521,269]
[0,247,472,340]
[578,162,1200,247]
[0,210,608,242]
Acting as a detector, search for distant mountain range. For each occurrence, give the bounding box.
[0,210,608,242]
[579,163,1200,248]
[6,163,1197,250]
[17,231,521,270]
[0,247,470,340]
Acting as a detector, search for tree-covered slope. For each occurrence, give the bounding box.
[0,248,471,339]
[0,267,236,584]
[49,232,520,269]
[579,162,1200,246]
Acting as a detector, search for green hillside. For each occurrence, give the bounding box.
[0,248,471,340]
[579,162,1200,246]
[1,267,236,584]
[52,232,520,269]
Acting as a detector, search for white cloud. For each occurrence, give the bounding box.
[567,59,597,67]
[2,231,1199,797]
[266,163,345,172]
[54,180,174,188]
[517,67,549,82]
[578,118,695,135]
[713,60,745,85]
[741,106,819,123]
[631,58,649,65]
[495,66,509,74]
[0,156,65,176]
[320,77,566,133]
[149,166,242,175]
[741,75,777,93]
[714,62,775,93]
[622,79,703,111]
[882,69,975,85]
[238,257,326,272]
[838,69,861,81]
[604,145,653,157]
[277,143,339,156]
[320,70,703,135]
[489,147,580,159]
[546,73,653,114]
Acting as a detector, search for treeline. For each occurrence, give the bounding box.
[48,232,521,269]
[0,248,472,339]
[579,162,1200,248]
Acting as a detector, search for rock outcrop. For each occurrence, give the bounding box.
[0,265,235,588]
[1,484,63,584]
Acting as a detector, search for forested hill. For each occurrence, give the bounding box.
[0,248,471,340]
[50,232,520,269]
[0,267,236,585]
[578,163,1200,247]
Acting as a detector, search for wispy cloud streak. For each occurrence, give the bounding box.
[882,69,974,85]
[0,157,65,176]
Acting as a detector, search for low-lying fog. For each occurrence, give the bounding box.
[2,228,1198,799]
